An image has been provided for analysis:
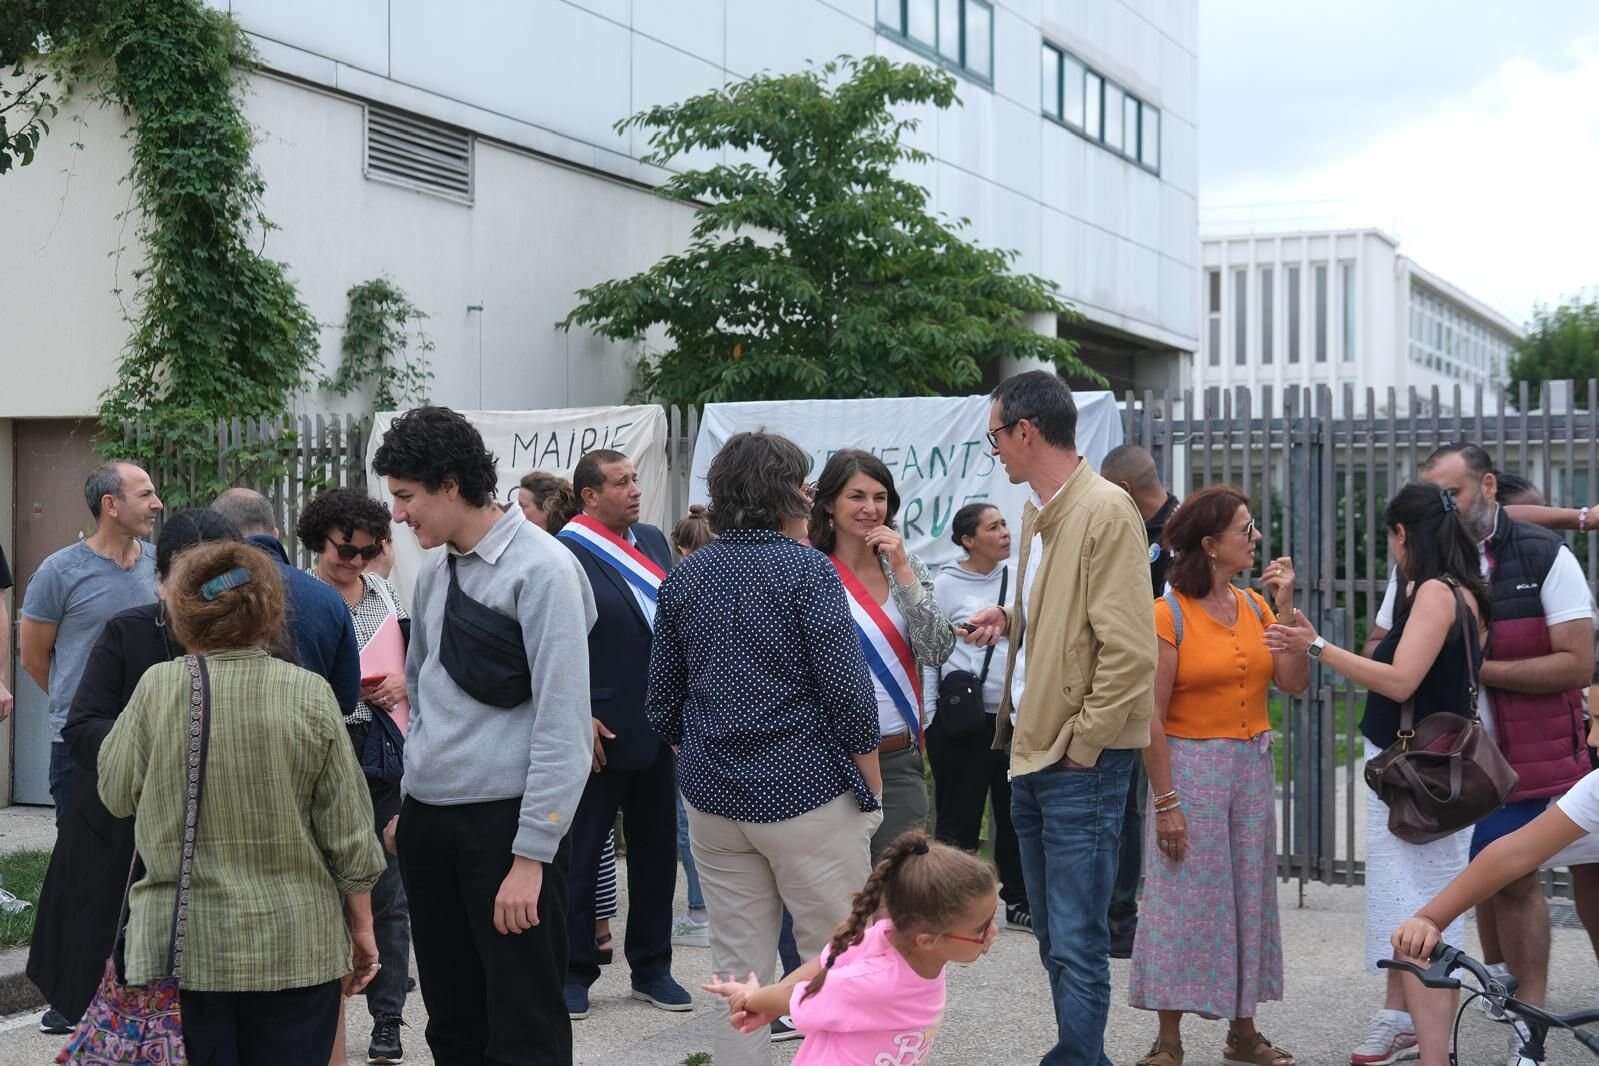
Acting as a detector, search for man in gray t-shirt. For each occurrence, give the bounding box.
[20,462,161,822]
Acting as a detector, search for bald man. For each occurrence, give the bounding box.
[1098,444,1180,957]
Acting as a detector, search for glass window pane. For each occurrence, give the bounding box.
[1041,46,1061,117]
[1103,83,1124,149]
[1140,105,1160,169]
[1207,269,1221,313]
[907,0,935,44]
[1124,95,1139,156]
[1234,268,1248,365]
[1314,264,1328,363]
[1260,266,1274,364]
[1287,266,1301,364]
[879,0,904,33]
[965,1,992,78]
[1084,72,1103,139]
[1341,261,1356,362]
[938,0,960,59]
[1209,317,1221,367]
[1062,55,1085,127]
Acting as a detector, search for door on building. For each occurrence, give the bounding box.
[11,419,100,806]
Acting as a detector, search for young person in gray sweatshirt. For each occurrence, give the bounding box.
[373,407,597,1066]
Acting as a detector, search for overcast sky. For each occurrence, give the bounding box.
[1198,1,1599,328]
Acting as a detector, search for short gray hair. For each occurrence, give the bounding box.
[211,488,278,537]
[85,462,131,520]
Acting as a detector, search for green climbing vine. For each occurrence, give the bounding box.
[10,0,321,506]
[324,277,435,412]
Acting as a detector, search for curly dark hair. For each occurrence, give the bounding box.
[296,487,394,556]
[705,431,812,533]
[372,406,499,508]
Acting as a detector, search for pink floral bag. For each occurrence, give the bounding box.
[57,655,213,1065]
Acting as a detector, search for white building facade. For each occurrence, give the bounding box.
[1192,229,1521,415]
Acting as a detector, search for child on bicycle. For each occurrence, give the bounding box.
[1393,761,1599,959]
[704,830,998,1064]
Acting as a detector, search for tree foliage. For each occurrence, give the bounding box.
[325,277,435,412]
[0,0,106,172]
[1508,293,1599,410]
[561,56,1093,406]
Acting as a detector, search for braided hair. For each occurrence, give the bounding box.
[800,830,996,1003]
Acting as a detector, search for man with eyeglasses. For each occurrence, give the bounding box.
[213,487,361,715]
[964,370,1157,1066]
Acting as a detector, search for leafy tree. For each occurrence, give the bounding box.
[561,56,1094,405]
[0,0,106,173]
[1508,293,1599,409]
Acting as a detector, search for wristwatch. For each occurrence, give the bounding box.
[1307,637,1326,660]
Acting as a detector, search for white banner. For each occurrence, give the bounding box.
[367,405,670,606]
[688,394,1122,570]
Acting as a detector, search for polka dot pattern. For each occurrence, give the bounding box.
[646,528,883,823]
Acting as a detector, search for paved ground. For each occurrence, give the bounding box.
[0,834,1595,1065]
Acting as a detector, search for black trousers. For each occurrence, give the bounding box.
[925,714,1026,908]
[398,797,572,1066]
[1109,757,1147,937]
[566,745,677,987]
[179,981,340,1066]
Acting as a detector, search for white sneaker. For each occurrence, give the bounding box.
[671,917,710,948]
[1507,1020,1543,1065]
[1476,962,1514,1020]
[1349,1009,1419,1066]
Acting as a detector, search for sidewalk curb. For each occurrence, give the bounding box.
[0,948,43,1017]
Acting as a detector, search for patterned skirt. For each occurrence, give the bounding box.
[1129,735,1284,1020]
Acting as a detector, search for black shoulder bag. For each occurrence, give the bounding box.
[439,555,532,708]
[935,566,1008,737]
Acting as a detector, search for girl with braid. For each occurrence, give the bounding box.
[704,831,998,1064]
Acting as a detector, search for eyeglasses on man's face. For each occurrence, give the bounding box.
[986,419,1024,449]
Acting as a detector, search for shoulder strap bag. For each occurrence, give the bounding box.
[1363,584,1519,845]
[60,654,214,1064]
[935,567,1009,737]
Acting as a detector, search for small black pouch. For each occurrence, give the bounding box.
[439,555,532,708]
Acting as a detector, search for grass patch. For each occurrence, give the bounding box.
[682,1054,712,1066]
[0,848,51,949]
[1267,693,1362,782]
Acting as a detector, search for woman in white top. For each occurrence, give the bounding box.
[809,449,954,860]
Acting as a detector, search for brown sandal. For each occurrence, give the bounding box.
[1223,1031,1293,1066]
[1135,1040,1183,1066]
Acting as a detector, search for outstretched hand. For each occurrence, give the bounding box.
[704,973,776,1034]
[1263,609,1319,657]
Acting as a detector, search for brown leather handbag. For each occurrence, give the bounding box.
[1364,583,1519,845]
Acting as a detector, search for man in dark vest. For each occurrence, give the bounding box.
[1367,444,1592,1061]
[1099,444,1179,958]
[556,449,689,1022]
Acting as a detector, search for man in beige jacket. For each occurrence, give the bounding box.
[965,370,1156,1066]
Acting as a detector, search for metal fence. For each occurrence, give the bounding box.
[1122,380,1599,892]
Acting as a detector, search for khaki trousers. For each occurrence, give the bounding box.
[686,790,882,1066]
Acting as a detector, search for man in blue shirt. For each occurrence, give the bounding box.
[212,488,360,715]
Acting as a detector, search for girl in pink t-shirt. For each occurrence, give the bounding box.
[706,831,999,1065]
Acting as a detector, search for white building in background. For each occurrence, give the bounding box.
[1192,229,1522,415]
[1,0,1199,804]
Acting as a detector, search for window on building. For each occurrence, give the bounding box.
[1314,264,1328,363]
[1103,83,1124,151]
[1084,71,1103,139]
[881,0,992,82]
[1287,266,1301,364]
[1123,94,1139,157]
[1207,269,1221,367]
[1140,106,1159,170]
[1260,266,1274,364]
[1340,261,1356,363]
[1040,45,1061,119]
[1233,268,1248,366]
[1063,54,1085,127]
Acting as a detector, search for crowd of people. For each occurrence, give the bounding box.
[7,369,1599,1066]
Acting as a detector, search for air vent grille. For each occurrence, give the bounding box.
[364,106,473,202]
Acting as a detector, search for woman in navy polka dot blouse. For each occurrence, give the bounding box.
[646,431,885,1066]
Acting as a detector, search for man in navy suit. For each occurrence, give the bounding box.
[556,450,690,1020]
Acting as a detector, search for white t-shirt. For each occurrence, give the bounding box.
[1373,543,1594,738]
[1546,769,1599,869]
[1010,485,1061,726]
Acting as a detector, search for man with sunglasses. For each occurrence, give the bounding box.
[213,487,361,716]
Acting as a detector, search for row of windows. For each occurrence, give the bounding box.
[1040,44,1159,174]
[877,0,994,82]
[1408,284,1509,383]
[1204,263,1355,368]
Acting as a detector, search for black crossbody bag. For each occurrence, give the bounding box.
[935,566,1008,736]
[439,555,532,708]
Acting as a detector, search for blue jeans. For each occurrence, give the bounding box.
[1011,750,1136,1066]
[676,791,705,913]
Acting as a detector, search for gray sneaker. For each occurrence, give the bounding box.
[671,917,710,948]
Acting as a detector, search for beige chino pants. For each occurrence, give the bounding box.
[686,790,882,1066]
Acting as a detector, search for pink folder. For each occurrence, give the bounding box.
[360,613,410,734]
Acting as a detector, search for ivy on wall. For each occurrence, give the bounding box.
[324,277,435,412]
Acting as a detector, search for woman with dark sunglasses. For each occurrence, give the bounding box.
[297,487,412,1065]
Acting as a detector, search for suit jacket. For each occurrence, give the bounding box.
[562,521,672,771]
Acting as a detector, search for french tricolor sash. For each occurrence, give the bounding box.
[557,514,666,602]
[830,556,923,743]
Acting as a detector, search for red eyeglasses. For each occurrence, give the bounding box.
[942,915,997,946]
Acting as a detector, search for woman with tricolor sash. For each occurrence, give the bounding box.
[810,450,956,860]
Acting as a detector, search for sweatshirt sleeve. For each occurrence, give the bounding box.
[307,681,386,895]
[512,548,599,862]
[1068,503,1159,768]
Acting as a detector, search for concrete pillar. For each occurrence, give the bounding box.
[998,310,1061,380]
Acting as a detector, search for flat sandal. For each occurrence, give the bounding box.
[1135,1039,1183,1066]
[1223,1031,1293,1066]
